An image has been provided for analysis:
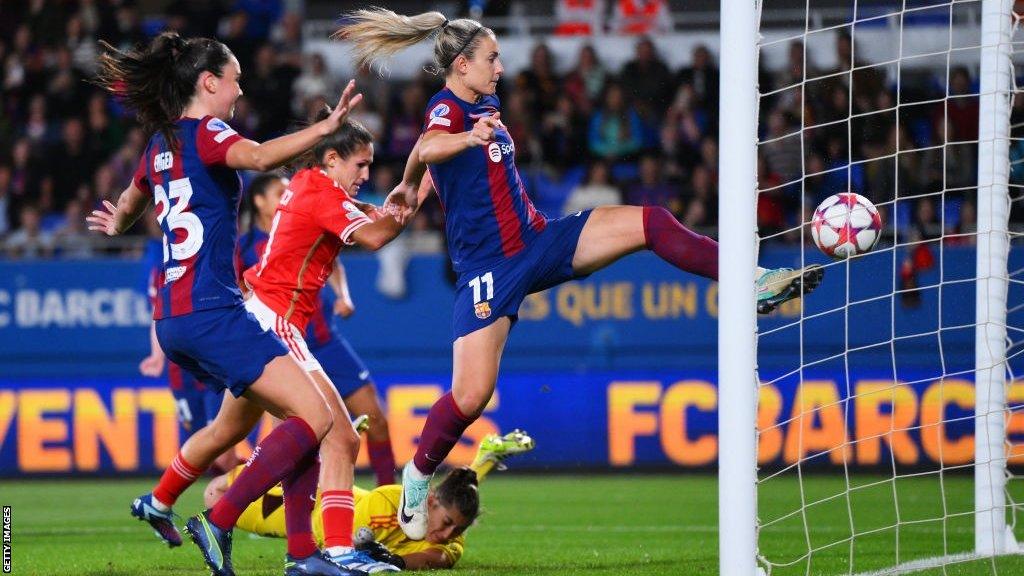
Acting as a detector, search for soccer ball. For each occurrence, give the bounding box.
[810,193,882,259]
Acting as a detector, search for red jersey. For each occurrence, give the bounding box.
[243,168,371,330]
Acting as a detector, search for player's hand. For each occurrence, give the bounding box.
[139,354,165,377]
[321,80,364,135]
[466,112,503,147]
[334,295,355,318]
[383,185,415,225]
[86,200,120,236]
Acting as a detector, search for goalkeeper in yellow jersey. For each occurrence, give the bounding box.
[204,430,535,571]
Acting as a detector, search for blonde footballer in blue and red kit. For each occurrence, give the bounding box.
[88,31,367,576]
[338,8,825,541]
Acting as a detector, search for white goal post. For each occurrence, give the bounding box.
[719,0,1020,574]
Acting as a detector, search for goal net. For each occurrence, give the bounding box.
[720,0,1024,574]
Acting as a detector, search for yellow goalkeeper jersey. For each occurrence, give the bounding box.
[229,467,464,566]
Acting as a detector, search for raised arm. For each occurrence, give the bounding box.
[349,215,405,252]
[417,112,502,165]
[224,80,363,172]
[86,182,150,236]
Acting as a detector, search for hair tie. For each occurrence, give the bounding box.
[441,18,450,29]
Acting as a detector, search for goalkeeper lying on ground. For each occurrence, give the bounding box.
[204,430,535,571]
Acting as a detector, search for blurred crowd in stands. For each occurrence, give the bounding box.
[0,0,1009,260]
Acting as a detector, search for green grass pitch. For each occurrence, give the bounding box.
[3,474,1024,575]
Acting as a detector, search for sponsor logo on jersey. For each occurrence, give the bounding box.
[165,265,187,282]
[428,103,452,128]
[475,301,492,319]
[154,152,173,172]
[487,142,502,163]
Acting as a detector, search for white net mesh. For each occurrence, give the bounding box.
[754,1,1024,574]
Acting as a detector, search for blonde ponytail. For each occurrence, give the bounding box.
[335,8,493,75]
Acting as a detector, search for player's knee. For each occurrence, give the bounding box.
[207,418,251,447]
[322,420,360,458]
[304,403,334,441]
[452,389,489,420]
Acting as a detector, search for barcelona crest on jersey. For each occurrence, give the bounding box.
[474,301,492,320]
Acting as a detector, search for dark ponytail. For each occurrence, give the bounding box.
[434,466,479,522]
[292,106,375,171]
[94,32,234,150]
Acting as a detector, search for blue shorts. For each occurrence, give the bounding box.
[156,304,288,398]
[309,333,372,399]
[452,210,593,339]
[168,364,224,440]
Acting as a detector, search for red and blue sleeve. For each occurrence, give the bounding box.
[196,116,244,166]
[423,99,466,135]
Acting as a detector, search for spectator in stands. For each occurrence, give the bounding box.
[91,163,117,205]
[65,14,97,74]
[46,47,86,119]
[563,44,607,114]
[541,93,589,168]
[292,53,337,116]
[588,82,644,161]
[661,83,708,172]
[86,92,123,160]
[53,198,94,258]
[626,154,678,213]
[564,160,622,215]
[757,156,787,236]
[5,203,53,259]
[681,163,716,228]
[951,199,976,245]
[218,10,258,73]
[242,43,299,139]
[516,43,561,119]
[675,44,718,118]
[620,37,673,122]
[936,67,979,144]
[52,117,95,211]
[761,110,801,185]
[271,12,304,69]
[22,94,57,147]
[8,138,38,217]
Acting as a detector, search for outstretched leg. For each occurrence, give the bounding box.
[399,317,511,540]
[571,205,717,278]
[572,205,821,313]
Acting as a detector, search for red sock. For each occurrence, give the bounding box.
[321,490,355,548]
[643,205,719,280]
[283,453,320,558]
[367,440,396,486]
[153,452,203,507]
[208,417,318,530]
[412,392,475,475]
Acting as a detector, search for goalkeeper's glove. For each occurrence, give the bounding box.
[356,539,406,570]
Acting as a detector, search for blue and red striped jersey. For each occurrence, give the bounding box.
[236,227,337,348]
[134,116,245,319]
[423,88,547,273]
